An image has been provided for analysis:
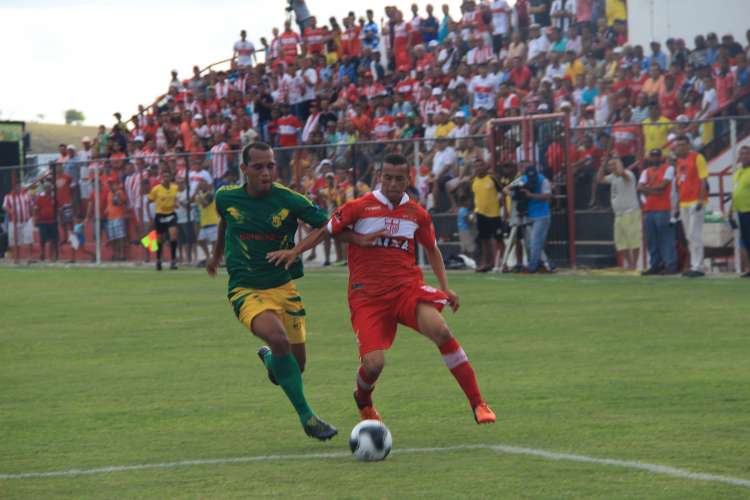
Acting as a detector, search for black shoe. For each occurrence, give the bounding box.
[641,267,661,276]
[741,271,750,278]
[156,261,162,271]
[256,346,278,385]
[303,415,338,441]
[683,270,705,278]
[170,261,178,270]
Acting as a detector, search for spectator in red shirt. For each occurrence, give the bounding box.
[34,182,59,261]
[279,20,302,66]
[509,57,533,90]
[303,16,326,56]
[274,104,303,183]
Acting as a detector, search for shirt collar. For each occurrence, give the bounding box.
[373,190,409,209]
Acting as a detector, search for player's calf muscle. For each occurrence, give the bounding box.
[251,312,290,354]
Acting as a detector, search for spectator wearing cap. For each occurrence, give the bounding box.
[638,148,677,275]
[595,157,641,270]
[449,111,470,139]
[674,135,708,277]
[434,108,456,139]
[730,145,750,278]
[527,24,550,62]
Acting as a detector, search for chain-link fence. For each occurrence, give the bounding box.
[1,117,748,273]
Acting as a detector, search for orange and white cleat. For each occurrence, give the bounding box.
[473,402,496,424]
[354,391,382,421]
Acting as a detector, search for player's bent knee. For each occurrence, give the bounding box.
[362,351,385,377]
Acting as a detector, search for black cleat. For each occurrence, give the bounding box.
[156,261,163,271]
[170,261,178,270]
[257,346,278,385]
[303,415,338,441]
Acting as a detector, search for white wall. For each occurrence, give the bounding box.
[628,0,750,48]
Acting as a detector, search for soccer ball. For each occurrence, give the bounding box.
[349,420,392,461]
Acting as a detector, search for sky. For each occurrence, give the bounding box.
[0,0,504,128]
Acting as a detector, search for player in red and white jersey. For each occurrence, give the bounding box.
[340,20,362,58]
[267,154,496,425]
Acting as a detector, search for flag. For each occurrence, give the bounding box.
[140,230,159,253]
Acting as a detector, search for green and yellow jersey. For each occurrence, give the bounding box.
[215,183,329,293]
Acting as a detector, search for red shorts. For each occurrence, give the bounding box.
[348,281,448,357]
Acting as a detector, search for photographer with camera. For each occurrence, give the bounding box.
[504,164,553,274]
[286,0,313,34]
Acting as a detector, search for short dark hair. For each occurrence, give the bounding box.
[242,142,272,164]
[383,153,409,169]
[674,134,690,144]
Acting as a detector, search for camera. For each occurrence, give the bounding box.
[511,165,540,217]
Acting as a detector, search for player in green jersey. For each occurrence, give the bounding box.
[206,142,337,441]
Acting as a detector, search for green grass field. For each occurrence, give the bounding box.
[1,268,749,499]
[26,123,99,154]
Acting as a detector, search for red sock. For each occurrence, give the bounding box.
[354,366,378,408]
[439,337,483,408]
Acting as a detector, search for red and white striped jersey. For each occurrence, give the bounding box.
[467,46,495,65]
[125,170,145,209]
[2,190,33,223]
[210,142,229,179]
[327,190,437,296]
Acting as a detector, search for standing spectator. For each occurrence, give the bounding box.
[279,20,302,66]
[194,180,218,266]
[2,182,34,260]
[106,178,127,261]
[362,10,380,50]
[528,0,551,28]
[303,17,326,55]
[730,146,750,278]
[274,104,303,183]
[469,63,499,111]
[550,0,575,32]
[438,4,454,44]
[34,181,59,262]
[674,135,708,277]
[489,0,511,53]
[471,156,502,272]
[595,157,642,270]
[209,132,230,186]
[63,145,82,216]
[289,0,313,33]
[421,4,440,45]
[175,179,195,265]
[642,104,671,156]
[233,30,257,68]
[638,149,677,275]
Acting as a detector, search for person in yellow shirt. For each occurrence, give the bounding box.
[642,104,671,156]
[148,169,179,270]
[730,145,750,277]
[471,156,502,272]
[434,109,456,138]
[606,0,627,26]
[564,51,585,85]
[194,179,219,266]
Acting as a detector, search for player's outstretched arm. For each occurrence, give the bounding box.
[267,226,328,270]
[207,216,226,277]
[424,243,460,312]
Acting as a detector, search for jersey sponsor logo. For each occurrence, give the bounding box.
[226,206,244,223]
[239,232,282,241]
[270,208,290,228]
[384,217,400,235]
[421,285,437,293]
[374,236,409,251]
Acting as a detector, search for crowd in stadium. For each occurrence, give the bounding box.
[3,0,750,274]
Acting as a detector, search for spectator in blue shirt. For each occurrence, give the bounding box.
[363,9,379,50]
[421,4,439,44]
[438,4,453,43]
[643,42,668,71]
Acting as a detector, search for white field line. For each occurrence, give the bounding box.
[1,443,749,489]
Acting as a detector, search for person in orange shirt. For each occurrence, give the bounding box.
[674,135,708,277]
[106,178,128,261]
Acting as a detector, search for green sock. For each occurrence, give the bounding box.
[264,351,315,424]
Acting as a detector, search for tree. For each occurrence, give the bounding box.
[64,109,85,125]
